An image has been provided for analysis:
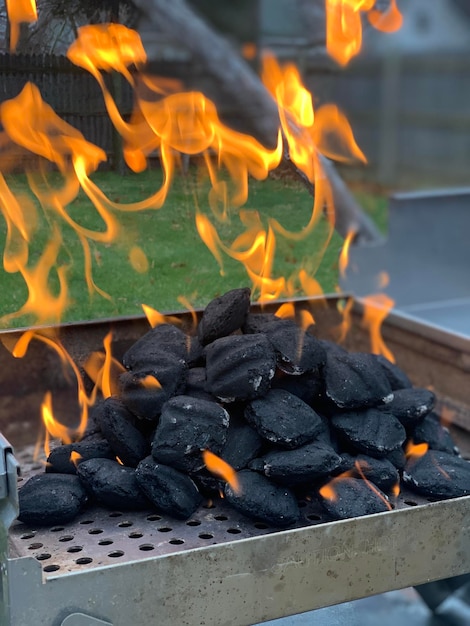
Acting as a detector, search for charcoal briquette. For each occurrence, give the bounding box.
[184,367,213,401]
[250,441,342,485]
[412,412,458,454]
[18,473,88,525]
[245,389,325,449]
[94,396,150,467]
[319,477,391,520]
[271,369,323,406]
[46,439,115,474]
[136,456,202,519]
[331,407,406,457]
[119,353,186,420]
[336,453,399,492]
[324,351,393,409]
[122,323,189,369]
[224,469,300,527]
[152,395,229,473]
[373,354,412,390]
[221,419,264,471]
[263,319,326,374]
[77,458,149,510]
[385,446,407,470]
[198,287,251,345]
[242,312,280,334]
[385,388,435,428]
[403,450,470,499]
[205,334,276,402]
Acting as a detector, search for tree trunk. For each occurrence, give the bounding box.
[132,0,382,245]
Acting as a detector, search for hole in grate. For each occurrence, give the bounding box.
[129,532,143,539]
[43,564,60,573]
[214,515,228,521]
[118,521,133,528]
[169,539,184,545]
[59,535,74,542]
[254,522,269,529]
[88,528,104,535]
[139,544,155,551]
[20,532,35,540]
[227,528,241,534]
[98,539,114,546]
[28,542,43,550]
[199,533,214,540]
[67,546,83,553]
[186,520,201,527]
[50,526,65,532]
[158,527,172,533]
[404,500,418,507]
[36,553,51,561]
[307,514,321,521]
[75,557,93,565]
[79,520,94,525]
[146,514,162,521]
[108,512,123,518]
[108,550,124,558]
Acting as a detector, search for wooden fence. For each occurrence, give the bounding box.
[307,52,470,187]
[0,54,134,168]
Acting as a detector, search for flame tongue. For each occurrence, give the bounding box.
[6,0,37,52]
[326,0,402,66]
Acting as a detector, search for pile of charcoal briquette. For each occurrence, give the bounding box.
[18,288,470,528]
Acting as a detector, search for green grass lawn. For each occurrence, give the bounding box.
[0,168,386,327]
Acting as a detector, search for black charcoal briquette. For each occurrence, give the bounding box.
[136,456,202,519]
[319,477,390,520]
[224,469,300,527]
[251,442,342,485]
[46,440,115,474]
[205,334,276,402]
[245,389,325,449]
[18,473,88,525]
[331,407,406,457]
[403,450,470,499]
[94,397,150,467]
[152,395,229,473]
[324,351,393,409]
[77,458,149,510]
[198,288,251,345]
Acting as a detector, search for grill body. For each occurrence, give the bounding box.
[1,297,470,626]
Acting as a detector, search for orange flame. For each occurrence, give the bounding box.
[6,0,37,52]
[339,229,356,278]
[203,450,241,494]
[70,451,82,467]
[405,440,429,459]
[41,391,73,458]
[326,0,403,66]
[361,292,395,362]
[11,330,89,456]
[140,375,162,389]
[83,331,125,400]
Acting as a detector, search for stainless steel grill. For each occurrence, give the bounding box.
[2,297,470,626]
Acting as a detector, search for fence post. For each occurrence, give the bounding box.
[377,53,401,186]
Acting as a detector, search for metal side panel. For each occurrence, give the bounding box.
[7,495,470,626]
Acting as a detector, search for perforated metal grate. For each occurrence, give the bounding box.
[8,445,436,579]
